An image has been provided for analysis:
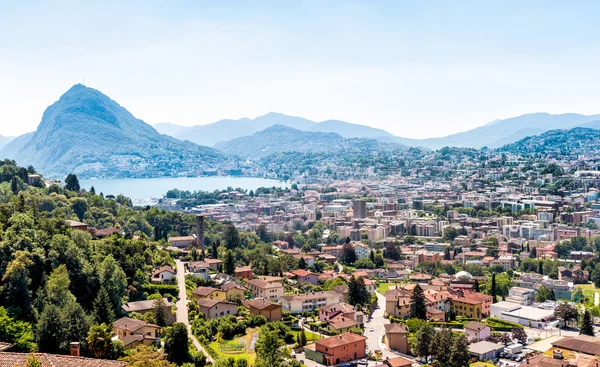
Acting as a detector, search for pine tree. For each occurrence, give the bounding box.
[529,247,537,259]
[224,250,235,275]
[152,297,168,327]
[413,323,434,362]
[211,241,218,258]
[90,186,96,195]
[298,257,307,270]
[491,273,497,303]
[538,261,544,275]
[580,309,594,336]
[369,250,375,263]
[65,173,80,192]
[410,283,427,320]
[449,334,470,367]
[93,287,115,324]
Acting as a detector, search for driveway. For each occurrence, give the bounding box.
[175,259,213,363]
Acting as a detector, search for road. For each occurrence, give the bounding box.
[175,259,213,363]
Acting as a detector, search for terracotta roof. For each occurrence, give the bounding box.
[221,282,245,291]
[320,302,356,314]
[551,335,600,356]
[247,279,283,289]
[315,333,367,349]
[0,344,11,352]
[120,334,156,347]
[464,321,489,332]
[384,356,413,367]
[152,265,175,277]
[192,286,221,296]
[235,265,253,273]
[0,352,126,367]
[113,317,159,333]
[197,298,235,308]
[203,258,223,264]
[384,323,408,334]
[291,269,314,277]
[243,298,282,311]
[517,356,571,367]
[328,316,360,330]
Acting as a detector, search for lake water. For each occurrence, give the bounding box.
[79,176,287,204]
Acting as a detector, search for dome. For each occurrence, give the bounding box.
[455,271,473,281]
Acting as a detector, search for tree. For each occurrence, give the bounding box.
[65,173,80,192]
[500,332,512,345]
[224,225,240,250]
[93,287,115,324]
[474,279,480,292]
[538,261,544,275]
[87,324,114,359]
[432,328,453,365]
[491,273,497,303]
[164,323,190,365]
[536,286,552,303]
[341,242,356,264]
[529,247,537,259]
[36,304,64,354]
[410,283,427,320]
[119,346,176,367]
[298,257,307,270]
[580,309,594,336]
[443,227,458,241]
[572,287,584,303]
[152,298,168,327]
[554,302,578,328]
[1,251,33,319]
[412,323,434,362]
[449,334,470,367]
[512,327,527,344]
[0,307,35,351]
[71,198,88,222]
[224,250,235,275]
[384,243,401,261]
[99,256,127,313]
[255,328,286,367]
[348,275,369,306]
[592,263,600,287]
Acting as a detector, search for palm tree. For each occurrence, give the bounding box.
[86,324,114,358]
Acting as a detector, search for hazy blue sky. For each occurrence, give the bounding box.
[1,0,600,138]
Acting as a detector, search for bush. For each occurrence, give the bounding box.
[143,284,179,298]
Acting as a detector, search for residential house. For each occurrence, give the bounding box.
[379,357,413,367]
[234,265,253,280]
[221,282,246,302]
[384,323,410,354]
[247,279,284,301]
[243,298,283,322]
[558,266,589,284]
[304,333,367,365]
[113,317,160,350]
[121,298,176,325]
[188,261,211,281]
[280,291,343,314]
[204,258,223,271]
[332,285,349,302]
[167,235,195,248]
[450,291,493,319]
[197,298,238,319]
[291,269,319,285]
[191,286,226,301]
[385,289,412,318]
[464,321,491,342]
[151,265,175,284]
[352,242,370,260]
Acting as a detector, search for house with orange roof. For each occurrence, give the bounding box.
[304,333,367,365]
[290,269,319,285]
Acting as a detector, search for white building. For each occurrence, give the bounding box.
[490,301,556,328]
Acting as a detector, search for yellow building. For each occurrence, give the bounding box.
[191,286,226,301]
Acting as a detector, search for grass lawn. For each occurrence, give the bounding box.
[578,283,596,299]
[209,328,258,365]
[294,330,321,343]
[377,282,396,294]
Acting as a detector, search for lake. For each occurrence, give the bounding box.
[79,176,287,204]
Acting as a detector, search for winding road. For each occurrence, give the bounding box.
[175,259,214,363]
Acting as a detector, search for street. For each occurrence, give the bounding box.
[175,259,213,363]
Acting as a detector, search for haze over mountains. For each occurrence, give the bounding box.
[0,84,230,178]
[215,125,401,159]
[155,112,600,150]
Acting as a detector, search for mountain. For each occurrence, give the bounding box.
[214,124,402,159]
[0,84,231,178]
[397,113,600,149]
[0,135,16,150]
[154,113,397,146]
[498,127,600,155]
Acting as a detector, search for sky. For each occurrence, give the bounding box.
[1,1,600,139]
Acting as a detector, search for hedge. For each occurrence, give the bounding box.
[144,284,179,297]
[429,322,464,329]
